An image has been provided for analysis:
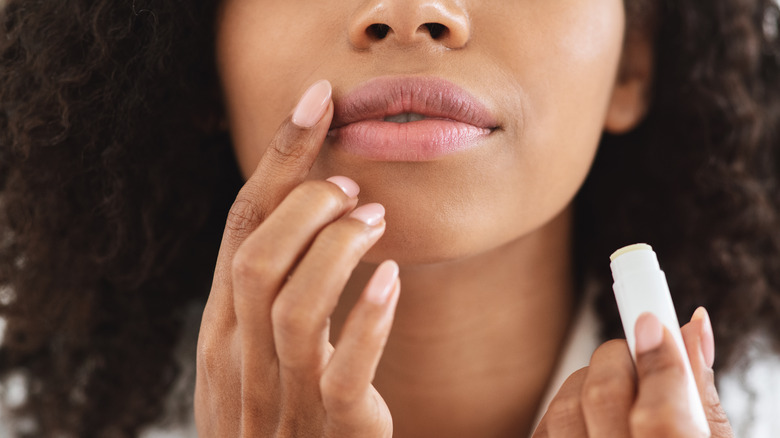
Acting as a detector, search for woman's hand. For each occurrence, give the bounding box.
[533,307,734,438]
[194,80,398,438]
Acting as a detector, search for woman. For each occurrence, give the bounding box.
[1,0,778,436]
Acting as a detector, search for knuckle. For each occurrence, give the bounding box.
[320,221,368,249]
[267,133,309,165]
[288,180,345,212]
[547,394,581,424]
[707,405,733,435]
[226,196,263,236]
[230,251,255,279]
[698,368,719,402]
[630,404,682,437]
[599,338,629,353]
[313,221,374,262]
[707,404,731,428]
[271,298,320,336]
[196,333,230,375]
[320,374,361,413]
[641,349,687,377]
[700,371,731,426]
[589,339,633,369]
[582,376,631,408]
[231,250,277,287]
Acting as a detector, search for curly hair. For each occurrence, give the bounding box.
[0,0,778,436]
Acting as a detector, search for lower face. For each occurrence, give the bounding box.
[215,0,626,265]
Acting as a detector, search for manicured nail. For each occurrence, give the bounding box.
[366,260,399,304]
[635,312,664,354]
[326,176,360,198]
[292,80,332,128]
[349,203,385,226]
[691,307,715,368]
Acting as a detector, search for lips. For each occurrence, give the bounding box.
[328,77,499,161]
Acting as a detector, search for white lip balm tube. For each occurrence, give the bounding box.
[610,243,711,437]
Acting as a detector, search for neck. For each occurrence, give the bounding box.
[331,207,576,438]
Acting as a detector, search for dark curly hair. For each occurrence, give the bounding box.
[0,0,778,436]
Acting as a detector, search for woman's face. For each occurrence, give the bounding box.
[216,0,645,264]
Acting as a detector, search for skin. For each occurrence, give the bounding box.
[217,0,628,264]
[195,0,735,436]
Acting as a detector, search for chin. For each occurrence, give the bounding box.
[360,211,516,267]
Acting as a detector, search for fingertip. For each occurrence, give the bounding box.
[681,318,706,370]
[635,312,664,355]
[349,203,386,227]
[690,306,706,323]
[691,307,715,368]
[326,176,360,198]
[364,260,399,304]
[388,276,401,307]
[292,79,332,128]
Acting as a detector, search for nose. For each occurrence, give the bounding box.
[349,0,471,50]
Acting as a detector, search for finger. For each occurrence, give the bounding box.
[205,80,333,320]
[219,79,333,266]
[581,339,636,437]
[631,313,705,438]
[320,261,400,426]
[531,421,549,438]
[273,204,387,371]
[534,368,589,438]
[682,308,733,437]
[231,178,360,358]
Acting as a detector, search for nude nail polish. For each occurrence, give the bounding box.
[692,307,715,368]
[292,80,332,128]
[366,260,399,304]
[349,203,385,226]
[326,176,360,198]
[635,312,664,354]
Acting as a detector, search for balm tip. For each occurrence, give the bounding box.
[610,243,653,262]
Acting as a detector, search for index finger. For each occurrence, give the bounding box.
[209,80,333,306]
[221,79,334,257]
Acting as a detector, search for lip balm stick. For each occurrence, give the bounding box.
[610,243,711,437]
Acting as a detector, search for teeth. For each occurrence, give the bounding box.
[383,112,427,123]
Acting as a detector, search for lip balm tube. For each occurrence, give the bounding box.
[610,243,711,437]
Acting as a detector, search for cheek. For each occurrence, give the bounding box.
[215,0,342,177]
[527,0,626,148]
[479,0,625,226]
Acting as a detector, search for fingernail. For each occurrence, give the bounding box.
[326,176,360,198]
[692,307,715,368]
[635,312,664,354]
[349,203,385,226]
[292,80,332,128]
[366,260,399,304]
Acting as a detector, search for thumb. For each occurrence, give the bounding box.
[681,307,734,438]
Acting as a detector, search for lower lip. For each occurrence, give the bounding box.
[328,120,492,161]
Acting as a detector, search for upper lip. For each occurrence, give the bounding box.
[330,76,500,130]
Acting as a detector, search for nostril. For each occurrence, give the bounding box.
[366,23,391,40]
[423,23,448,39]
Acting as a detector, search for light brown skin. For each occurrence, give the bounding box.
[195,0,735,436]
